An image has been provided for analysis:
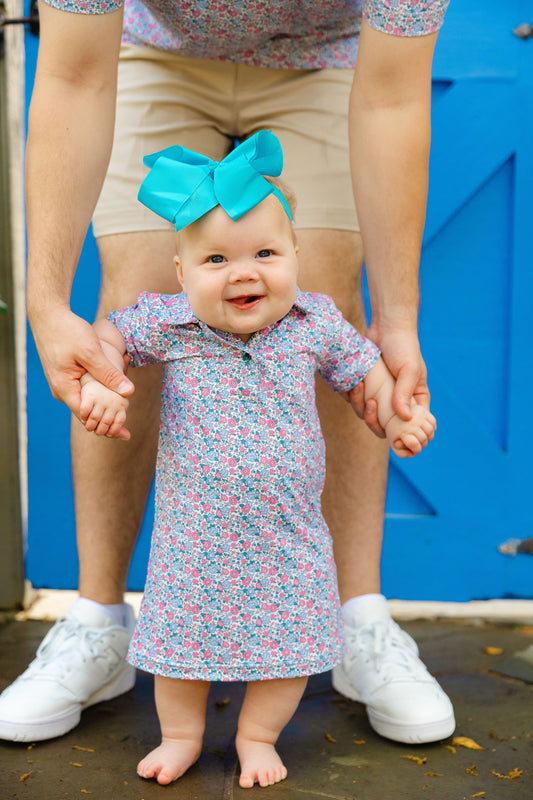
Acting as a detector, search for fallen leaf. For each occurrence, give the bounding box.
[483,646,503,655]
[445,745,456,754]
[489,729,507,741]
[71,762,83,768]
[452,736,485,750]
[72,745,95,752]
[471,793,486,798]
[402,755,427,765]
[325,732,337,743]
[425,772,442,777]
[491,768,523,780]
[208,747,226,758]
[353,740,366,745]
[466,765,478,775]
[19,773,31,783]
[81,791,93,795]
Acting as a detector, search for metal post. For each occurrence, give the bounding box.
[0,2,25,610]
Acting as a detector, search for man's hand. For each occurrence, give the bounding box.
[29,305,134,418]
[348,327,430,437]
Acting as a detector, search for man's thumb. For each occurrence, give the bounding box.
[88,356,134,396]
[392,368,416,420]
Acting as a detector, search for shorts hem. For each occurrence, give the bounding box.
[92,210,359,238]
[293,209,360,233]
[91,212,174,239]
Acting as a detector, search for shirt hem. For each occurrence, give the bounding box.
[126,653,344,681]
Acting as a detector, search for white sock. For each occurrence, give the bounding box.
[341,593,390,626]
[75,597,129,627]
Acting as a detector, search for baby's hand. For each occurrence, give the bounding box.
[80,379,130,440]
[385,403,436,458]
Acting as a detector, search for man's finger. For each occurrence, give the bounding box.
[363,398,387,438]
[80,352,134,396]
[348,382,366,419]
[391,365,421,420]
[49,376,83,417]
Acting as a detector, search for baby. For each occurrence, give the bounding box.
[80,132,436,788]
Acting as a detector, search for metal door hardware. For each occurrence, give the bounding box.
[0,0,39,56]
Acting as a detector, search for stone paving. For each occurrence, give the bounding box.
[0,617,531,799]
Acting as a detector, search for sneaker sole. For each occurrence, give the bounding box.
[0,663,136,743]
[368,707,456,744]
[331,665,456,744]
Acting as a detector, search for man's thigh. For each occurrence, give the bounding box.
[296,229,367,331]
[96,230,179,314]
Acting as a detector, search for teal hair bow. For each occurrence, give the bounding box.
[137,131,291,231]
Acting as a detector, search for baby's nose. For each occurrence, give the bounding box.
[229,260,258,282]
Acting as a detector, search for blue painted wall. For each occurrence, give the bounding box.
[24,0,533,599]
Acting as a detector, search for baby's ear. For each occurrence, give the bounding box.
[174,255,185,288]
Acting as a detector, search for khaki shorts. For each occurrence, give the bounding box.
[92,46,358,237]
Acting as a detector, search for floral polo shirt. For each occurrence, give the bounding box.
[42,0,449,69]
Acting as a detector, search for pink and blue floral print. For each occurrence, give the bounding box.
[42,0,449,70]
[109,290,380,680]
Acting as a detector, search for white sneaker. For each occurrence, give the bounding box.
[0,602,136,742]
[332,596,455,744]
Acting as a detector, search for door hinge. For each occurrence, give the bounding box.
[0,0,39,57]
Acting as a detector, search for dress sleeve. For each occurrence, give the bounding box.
[363,0,449,37]
[313,296,380,392]
[107,293,177,367]
[41,0,123,15]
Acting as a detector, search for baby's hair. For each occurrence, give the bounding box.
[262,175,297,221]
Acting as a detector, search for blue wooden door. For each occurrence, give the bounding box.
[381,0,533,599]
[24,0,533,599]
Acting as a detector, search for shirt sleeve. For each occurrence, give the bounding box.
[42,0,123,15]
[364,0,449,37]
[311,295,380,392]
[107,292,179,367]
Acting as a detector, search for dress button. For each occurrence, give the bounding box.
[242,352,252,361]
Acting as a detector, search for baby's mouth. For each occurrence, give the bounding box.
[226,295,263,310]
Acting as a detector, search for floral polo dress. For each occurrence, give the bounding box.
[109,290,380,681]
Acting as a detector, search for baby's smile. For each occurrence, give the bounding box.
[226,295,264,310]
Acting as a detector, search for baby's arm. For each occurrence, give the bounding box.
[79,319,131,440]
[361,357,436,458]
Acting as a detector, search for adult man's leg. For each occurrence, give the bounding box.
[72,231,179,604]
[295,229,387,602]
[0,231,178,742]
[296,228,455,744]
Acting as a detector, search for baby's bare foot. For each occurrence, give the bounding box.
[137,737,202,785]
[236,733,288,788]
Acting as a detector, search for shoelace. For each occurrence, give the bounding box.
[345,619,430,682]
[23,616,112,680]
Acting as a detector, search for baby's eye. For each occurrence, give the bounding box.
[208,254,225,263]
[257,249,272,258]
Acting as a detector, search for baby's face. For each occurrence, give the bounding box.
[175,196,299,342]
